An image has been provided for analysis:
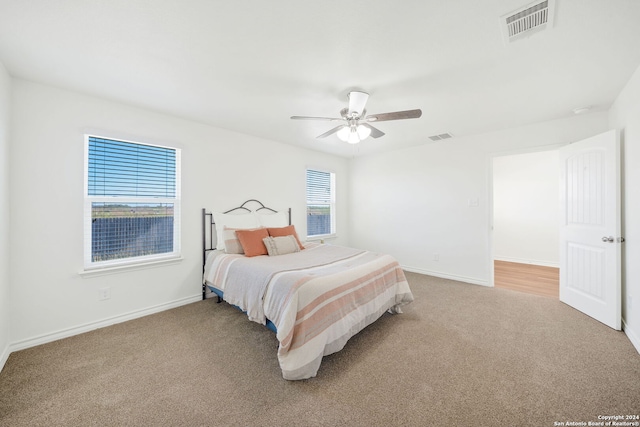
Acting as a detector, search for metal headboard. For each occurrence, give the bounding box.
[201,200,292,299]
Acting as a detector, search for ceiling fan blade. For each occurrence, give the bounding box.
[317,125,345,139]
[291,115,343,121]
[348,91,369,117]
[366,109,422,122]
[360,123,385,138]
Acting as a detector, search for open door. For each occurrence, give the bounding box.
[559,129,622,330]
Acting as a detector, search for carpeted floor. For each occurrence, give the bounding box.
[1,272,639,426]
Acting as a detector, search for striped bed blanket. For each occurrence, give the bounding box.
[203,243,414,380]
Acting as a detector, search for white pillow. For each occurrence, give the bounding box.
[222,227,244,254]
[256,210,289,228]
[212,212,260,250]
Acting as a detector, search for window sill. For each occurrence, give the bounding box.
[79,256,183,279]
[306,234,337,242]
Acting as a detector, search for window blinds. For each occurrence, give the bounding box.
[306,169,332,203]
[306,169,334,237]
[85,136,180,267]
[88,137,176,198]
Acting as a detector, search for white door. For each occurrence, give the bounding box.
[559,129,622,330]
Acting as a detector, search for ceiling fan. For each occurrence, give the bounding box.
[291,91,422,144]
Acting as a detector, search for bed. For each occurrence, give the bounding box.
[202,200,414,380]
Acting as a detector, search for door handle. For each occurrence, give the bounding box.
[601,236,625,243]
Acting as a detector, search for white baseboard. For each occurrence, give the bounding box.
[8,294,202,354]
[622,318,640,355]
[0,343,9,374]
[494,256,559,268]
[402,265,489,287]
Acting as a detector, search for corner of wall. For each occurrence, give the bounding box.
[609,65,640,128]
[0,60,12,373]
[609,63,640,355]
[0,345,10,373]
[622,319,640,354]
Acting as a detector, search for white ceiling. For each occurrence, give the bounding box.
[1,0,639,157]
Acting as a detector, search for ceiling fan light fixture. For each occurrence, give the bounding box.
[336,124,370,144]
[292,90,421,143]
[336,126,350,142]
[356,124,371,140]
[347,127,360,144]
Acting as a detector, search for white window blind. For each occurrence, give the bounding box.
[84,135,181,269]
[306,169,335,237]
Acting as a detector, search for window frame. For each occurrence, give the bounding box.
[305,167,336,239]
[82,134,181,272]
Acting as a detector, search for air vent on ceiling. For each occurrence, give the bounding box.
[429,133,453,142]
[500,0,555,44]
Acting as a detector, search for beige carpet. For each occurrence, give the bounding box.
[1,272,639,426]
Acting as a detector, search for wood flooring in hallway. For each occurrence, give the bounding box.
[494,260,559,298]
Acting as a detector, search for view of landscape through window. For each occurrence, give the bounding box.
[306,169,334,236]
[86,136,178,264]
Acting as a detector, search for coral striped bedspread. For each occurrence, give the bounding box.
[203,243,414,380]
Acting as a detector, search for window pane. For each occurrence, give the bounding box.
[91,203,174,262]
[307,204,331,236]
[306,168,334,237]
[306,169,332,203]
[88,136,176,198]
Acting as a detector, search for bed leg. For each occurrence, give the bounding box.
[216,295,222,304]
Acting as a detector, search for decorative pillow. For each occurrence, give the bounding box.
[257,210,289,228]
[212,212,260,251]
[263,236,301,256]
[235,228,270,257]
[223,226,265,254]
[222,227,243,254]
[267,225,304,250]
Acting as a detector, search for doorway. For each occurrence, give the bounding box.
[492,150,560,298]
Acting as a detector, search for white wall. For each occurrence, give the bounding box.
[493,150,559,267]
[349,113,609,286]
[8,79,349,349]
[6,64,639,360]
[0,62,11,369]
[609,64,640,353]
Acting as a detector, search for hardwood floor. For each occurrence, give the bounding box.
[494,260,559,298]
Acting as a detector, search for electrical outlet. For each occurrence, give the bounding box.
[98,287,111,301]
[433,253,440,261]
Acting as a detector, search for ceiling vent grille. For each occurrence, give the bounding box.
[429,133,453,142]
[501,0,555,44]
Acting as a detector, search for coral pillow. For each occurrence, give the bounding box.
[212,212,259,251]
[223,226,265,254]
[267,225,304,250]
[235,228,269,257]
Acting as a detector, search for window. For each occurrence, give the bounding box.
[306,168,335,237]
[84,135,181,269]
